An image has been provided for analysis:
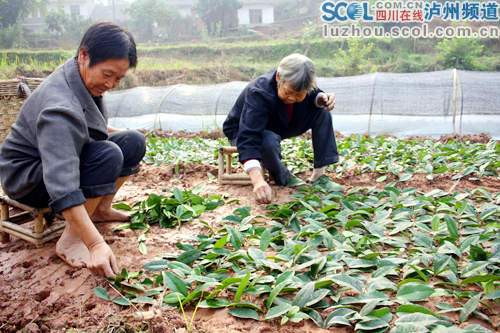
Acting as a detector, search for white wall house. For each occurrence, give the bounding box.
[23,0,96,33]
[164,0,274,26]
[238,1,274,25]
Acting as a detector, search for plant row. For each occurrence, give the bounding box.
[100,179,500,332]
[143,135,500,182]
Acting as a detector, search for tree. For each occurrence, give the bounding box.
[334,38,373,76]
[44,9,93,42]
[124,0,180,41]
[0,0,46,28]
[436,38,483,70]
[45,9,67,35]
[193,0,242,37]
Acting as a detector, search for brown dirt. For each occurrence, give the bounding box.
[0,133,498,333]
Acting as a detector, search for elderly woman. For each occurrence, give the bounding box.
[223,53,338,204]
[0,21,146,278]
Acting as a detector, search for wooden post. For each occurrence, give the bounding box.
[218,147,224,183]
[0,202,10,243]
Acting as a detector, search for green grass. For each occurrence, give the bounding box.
[1,34,499,82]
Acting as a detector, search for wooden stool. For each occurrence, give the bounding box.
[0,196,66,248]
[218,146,267,185]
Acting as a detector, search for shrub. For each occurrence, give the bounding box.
[0,24,23,49]
[436,38,483,70]
[334,38,373,76]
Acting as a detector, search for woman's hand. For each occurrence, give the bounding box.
[248,169,273,204]
[59,204,120,279]
[317,93,336,111]
[87,241,119,279]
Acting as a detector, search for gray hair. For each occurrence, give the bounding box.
[276,53,317,92]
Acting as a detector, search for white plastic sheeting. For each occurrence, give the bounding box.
[106,69,500,138]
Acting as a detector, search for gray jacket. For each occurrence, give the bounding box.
[0,57,109,212]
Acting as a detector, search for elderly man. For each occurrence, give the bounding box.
[223,53,339,204]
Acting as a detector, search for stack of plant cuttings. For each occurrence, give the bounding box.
[113,184,226,254]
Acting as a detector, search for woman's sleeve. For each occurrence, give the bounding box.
[236,88,272,162]
[36,106,88,213]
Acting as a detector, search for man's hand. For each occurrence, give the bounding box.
[87,242,119,279]
[317,93,336,111]
[248,169,273,204]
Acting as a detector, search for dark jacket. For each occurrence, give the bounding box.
[223,68,323,162]
[0,57,109,212]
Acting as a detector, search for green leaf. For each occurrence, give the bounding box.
[163,271,188,297]
[114,223,132,231]
[289,312,309,323]
[139,242,147,255]
[324,315,351,328]
[331,274,364,293]
[462,275,500,284]
[483,290,500,300]
[399,174,413,182]
[434,256,452,276]
[234,272,251,303]
[112,297,132,306]
[248,247,267,261]
[409,265,429,283]
[394,313,439,326]
[355,318,389,330]
[177,249,202,265]
[229,308,260,320]
[213,235,228,249]
[444,214,459,239]
[306,309,324,328]
[223,215,243,224]
[113,203,131,211]
[369,307,393,323]
[142,260,170,271]
[173,187,184,202]
[431,215,441,232]
[181,290,210,306]
[264,305,294,320]
[226,225,243,250]
[199,298,231,308]
[292,282,315,309]
[94,287,110,300]
[260,229,271,251]
[376,175,387,183]
[459,293,482,323]
[275,271,294,286]
[131,297,155,304]
[226,302,263,311]
[396,304,440,319]
[390,324,426,333]
[267,280,292,309]
[397,284,434,301]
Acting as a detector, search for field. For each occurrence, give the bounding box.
[0,131,499,333]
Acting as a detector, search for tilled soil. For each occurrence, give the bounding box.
[0,134,499,333]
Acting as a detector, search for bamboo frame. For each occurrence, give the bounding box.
[0,196,66,248]
[218,146,266,185]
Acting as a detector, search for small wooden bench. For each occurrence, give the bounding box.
[218,146,267,185]
[0,196,66,248]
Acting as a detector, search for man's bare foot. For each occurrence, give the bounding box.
[90,207,130,223]
[56,225,90,268]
